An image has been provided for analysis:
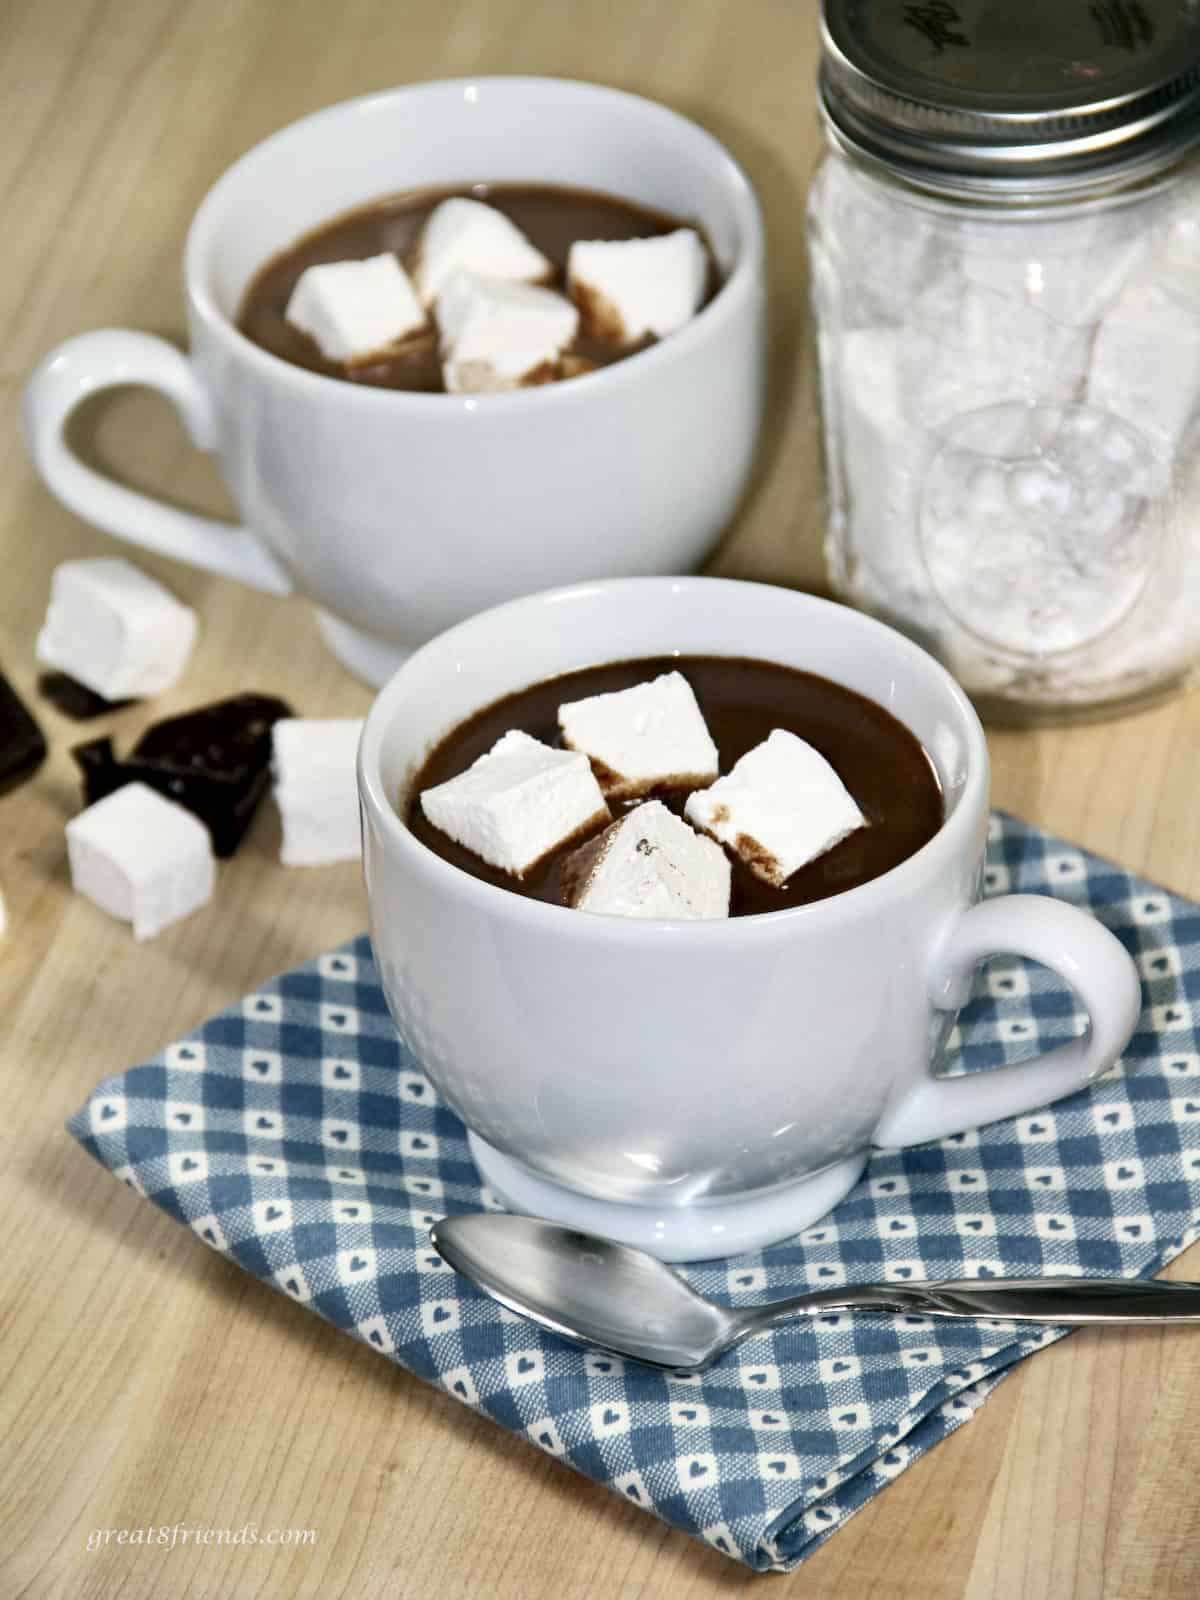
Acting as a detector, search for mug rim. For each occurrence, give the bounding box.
[184,75,766,416]
[358,576,991,937]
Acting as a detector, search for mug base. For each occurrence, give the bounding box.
[466,1132,869,1263]
[315,608,409,687]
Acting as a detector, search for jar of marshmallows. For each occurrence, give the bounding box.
[809,0,1200,720]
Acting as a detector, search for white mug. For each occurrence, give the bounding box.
[21,79,766,687]
[358,577,1142,1260]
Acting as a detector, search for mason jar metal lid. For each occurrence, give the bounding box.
[820,0,1200,197]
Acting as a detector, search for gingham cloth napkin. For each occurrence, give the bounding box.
[69,813,1200,1572]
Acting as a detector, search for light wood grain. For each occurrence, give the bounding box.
[3,2,1200,1596]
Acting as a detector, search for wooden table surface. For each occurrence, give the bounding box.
[4,1,1200,1595]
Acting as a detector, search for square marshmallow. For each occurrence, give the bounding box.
[37,558,198,701]
[567,229,708,344]
[563,800,729,920]
[685,729,866,888]
[66,781,215,940]
[420,729,608,876]
[272,719,364,867]
[1088,275,1200,465]
[284,254,426,364]
[414,197,552,307]
[557,671,718,799]
[436,270,578,394]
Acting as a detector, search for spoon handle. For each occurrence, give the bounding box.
[741,1275,1200,1337]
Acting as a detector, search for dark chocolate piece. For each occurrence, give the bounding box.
[38,672,137,721]
[0,670,47,796]
[72,693,292,856]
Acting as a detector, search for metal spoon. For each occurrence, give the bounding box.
[431,1212,1200,1372]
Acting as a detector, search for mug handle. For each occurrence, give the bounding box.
[22,329,292,595]
[874,894,1142,1148]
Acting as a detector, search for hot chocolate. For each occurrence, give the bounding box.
[238,184,721,390]
[406,656,944,915]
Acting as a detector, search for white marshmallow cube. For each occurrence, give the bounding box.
[564,800,730,921]
[557,671,718,799]
[960,211,1148,329]
[284,254,426,363]
[685,729,866,888]
[902,279,1089,431]
[272,719,365,867]
[567,229,708,344]
[66,782,215,941]
[1088,276,1200,468]
[420,729,608,876]
[414,197,552,307]
[36,557,198,701]
[436,270,578,394]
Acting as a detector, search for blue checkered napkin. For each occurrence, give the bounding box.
[69,812,1200,1572]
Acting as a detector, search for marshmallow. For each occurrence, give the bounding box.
[563,800,730,921]
[557,671,718,799]
[284,254,426,364]
[36,558,197,701]
[567,229,708,344]
[436,271,578,394]
[685,729,866,887]
[0,882,6,938]
[835,329,934,587]
[66,782,215,940]
[271,719,364,867]
[414,197,552,306]
[809,157,956,325]
[902,279,1089,431]
[420,729,608,876]
[960,211,1148,329]
[1088,276,1200,467]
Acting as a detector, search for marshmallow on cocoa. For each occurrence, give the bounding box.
[420,729,608,876]
[436,270,579,394]
[557,671,718,799]
[567,228,708,344]
[563,799,730,920]
[284,254,426,364]
[414,197,552,306]
[685,729,866,887]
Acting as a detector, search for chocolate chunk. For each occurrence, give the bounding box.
[0,671,47,796]
[72,693,293,856]
[38,672,136,721]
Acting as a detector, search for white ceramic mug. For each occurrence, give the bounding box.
[358,577,1141,1259]
[21,79,765,687]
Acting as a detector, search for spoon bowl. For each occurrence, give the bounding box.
[431,1210,731,1368]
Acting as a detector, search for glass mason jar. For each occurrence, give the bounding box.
[810,0,1200,721]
